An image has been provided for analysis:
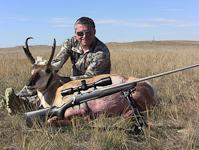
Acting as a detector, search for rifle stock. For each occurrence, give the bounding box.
[25,100,73,128]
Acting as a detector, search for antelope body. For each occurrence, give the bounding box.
[23,37,157,121]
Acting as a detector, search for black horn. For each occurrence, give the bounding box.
[23,37,35,64]
[47,38,56,66]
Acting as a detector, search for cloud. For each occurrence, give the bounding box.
[159,32,173,35]
[95,19,156,27]
[161,9,186,11]
[173,23,199,27]
[48,18,74,23]
[48,18,74,28]
[135,18,199,27]
[86,11,99,14]
[86,11,119,15]
[96,19,120,24]
[15,18,32,22]
[51,24,72,27]
[0,17,32,23]
[121,22,157,27]
[137,18,183,24]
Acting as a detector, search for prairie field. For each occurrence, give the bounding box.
[0,40,199,149]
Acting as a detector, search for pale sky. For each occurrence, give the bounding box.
[0,0,199,47]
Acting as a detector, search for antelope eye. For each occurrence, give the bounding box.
[46,68,51,74]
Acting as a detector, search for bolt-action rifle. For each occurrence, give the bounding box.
[25,63,199,131]
[25,76,137,128]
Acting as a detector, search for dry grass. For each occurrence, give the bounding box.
[1,40,199,149]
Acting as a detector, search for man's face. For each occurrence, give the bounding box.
[75,23,96,50]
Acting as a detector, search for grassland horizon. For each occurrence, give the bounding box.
[0,40,199,149]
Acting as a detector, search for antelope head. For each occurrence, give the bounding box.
[23,37,56,92]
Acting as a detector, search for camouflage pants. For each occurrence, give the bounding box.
[16,86,41,110]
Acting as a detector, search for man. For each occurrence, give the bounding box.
[52,16,111,79]
[4,17,111,114]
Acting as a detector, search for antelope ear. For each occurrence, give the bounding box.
[37,56,43,61]
[35,56,47,65]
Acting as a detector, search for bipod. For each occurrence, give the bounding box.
[122,89,147,140]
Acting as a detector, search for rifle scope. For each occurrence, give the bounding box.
[61,76,112,96]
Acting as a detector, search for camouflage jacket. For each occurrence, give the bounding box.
[52,36,111,80]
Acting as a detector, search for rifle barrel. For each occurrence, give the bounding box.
[133,63,199,82]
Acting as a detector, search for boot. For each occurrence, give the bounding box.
[5,88,26,114]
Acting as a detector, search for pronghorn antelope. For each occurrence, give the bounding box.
[24,37,157,123]
[23,37,67,108]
